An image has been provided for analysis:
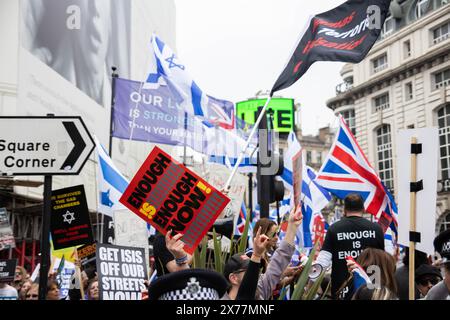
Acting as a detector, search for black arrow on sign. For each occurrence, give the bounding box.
[60,121,86,170]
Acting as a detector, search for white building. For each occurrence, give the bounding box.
[0,0,177,265]
[327,0,450,233]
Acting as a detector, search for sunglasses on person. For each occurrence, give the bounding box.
[26,294,38,298]
[417,277,441,286]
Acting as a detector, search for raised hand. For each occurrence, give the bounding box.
[252,226,269,262]
[165,230,187,259]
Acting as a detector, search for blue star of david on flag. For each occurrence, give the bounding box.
[165,54,185,70]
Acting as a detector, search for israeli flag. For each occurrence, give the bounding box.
[281,132,332,248]
[150,34,233,126]
[204,123,257,172]
[94,136,129,217]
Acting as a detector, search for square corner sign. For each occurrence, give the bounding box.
[119,146,230,254]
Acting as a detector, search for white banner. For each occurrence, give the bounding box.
[206,163,247,226]
[397,128,438,255]
[114,209,150,276]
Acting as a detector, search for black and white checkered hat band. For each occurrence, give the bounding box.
[159,287,220,300]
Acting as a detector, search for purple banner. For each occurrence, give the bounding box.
[112,78,201,147]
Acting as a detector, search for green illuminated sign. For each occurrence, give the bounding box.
[236,98,295,133]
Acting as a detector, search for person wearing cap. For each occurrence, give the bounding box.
[415,264,443,298]
[426,229,450,300]
[222,205,303,300]
[147,268,228,300]
[395,247,429,300]
[222,225,270,300]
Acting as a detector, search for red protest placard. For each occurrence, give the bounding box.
[119,146,230,254]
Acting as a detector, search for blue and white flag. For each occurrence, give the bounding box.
[150,34,234,128]
[204,123,257,172]
[94,136,129,217]
[281,132,332,248]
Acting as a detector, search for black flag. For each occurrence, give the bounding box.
[271,0,392,94]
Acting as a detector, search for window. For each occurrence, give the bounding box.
[434,68,450,89]
[405,82,413,101]
[341,109,356,135]
[416,0,430,19]
[372,54,388,73]
[317,152,322,164]
[373,93,390,112]
[307,151,312,164]
[438,104,450,180]
[403,40,411,58]
[381,16,394,39]
[433,22,450,45]
[437,212,450,233]
[376,125,394,193]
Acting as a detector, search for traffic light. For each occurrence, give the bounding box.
[257,107,285,218]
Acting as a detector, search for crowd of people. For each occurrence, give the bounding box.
[0,262,100,300]
[1,194,449,301]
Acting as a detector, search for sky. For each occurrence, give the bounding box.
[175,0,347,136]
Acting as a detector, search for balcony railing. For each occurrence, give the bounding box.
[433,32,450,45]
[436,79,450,90]
[335,82,353,95]
[374,103,390,112]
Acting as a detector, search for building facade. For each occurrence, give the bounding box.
[327,0,450,233]
[298,126,335,172]
[0,0,177,269]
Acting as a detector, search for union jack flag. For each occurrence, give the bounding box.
[234,202,248,236]
[316,115,398,236]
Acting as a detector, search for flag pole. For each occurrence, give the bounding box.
[409,136,419,300]
[224,95,272,190]
[109,66,119,156]
[183,111,188,165]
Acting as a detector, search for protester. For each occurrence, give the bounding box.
[352,284,398,300]
[251,218,279,272]
[13,266,28,292]
[19,279,33,300]
[414,264,442,298]
[152,230,193,276]
[316,274,332,300]
[313,193,385,299]
[87,279,99,300]
[222,225,269,300]
[395,247,429,300]
[426,229,450,300]
[222,205,302,300]
[25,283,39,300]
[46,279,61,300]
[0,281,18,300]
[345,247,397,299]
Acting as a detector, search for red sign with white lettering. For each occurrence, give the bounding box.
[119,147,230,254]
